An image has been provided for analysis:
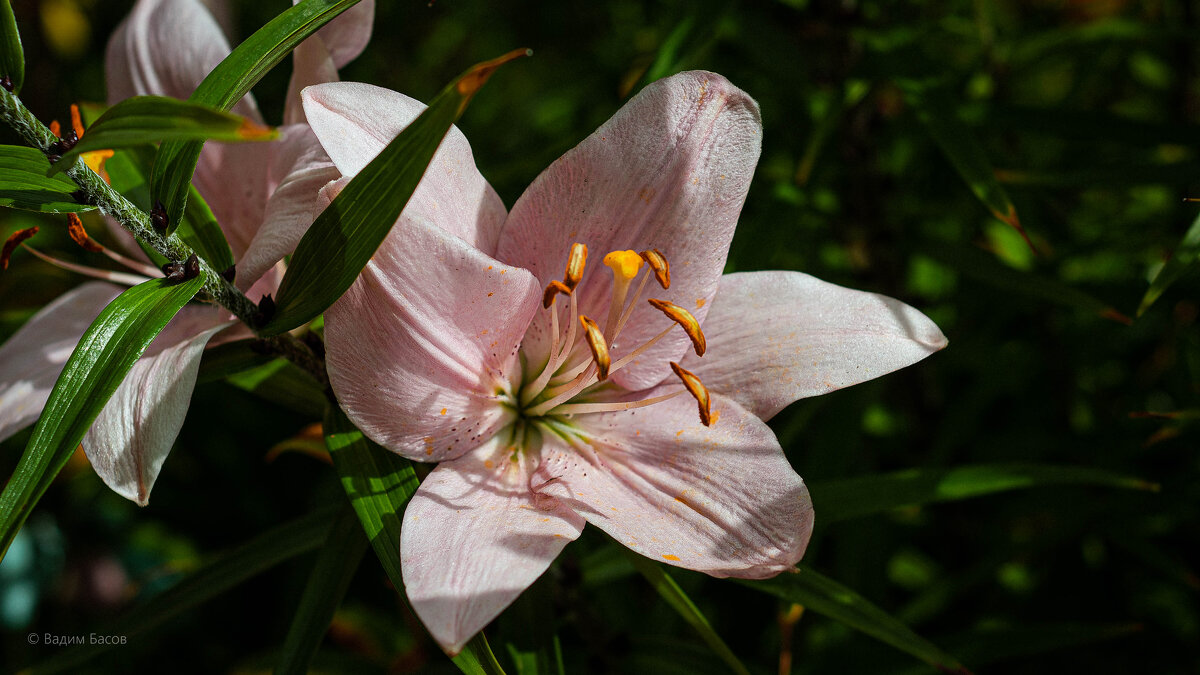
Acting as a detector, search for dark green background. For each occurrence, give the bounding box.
[2,0,1198,672]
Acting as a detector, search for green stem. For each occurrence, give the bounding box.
[0,86,327,385]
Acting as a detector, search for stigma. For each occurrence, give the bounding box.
[518,242,715,426]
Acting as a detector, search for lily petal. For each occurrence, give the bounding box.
[301,0,374,69]
[498,71,762,391]
[681,271,948,420]
[325,218,540,463]
[284,33,339,126]
[82,314,232,506]
[0,283,124,443]
[301,82,507,255]
[105,0,260,122]
[536,394,813,578]
[236,125,340,289]
[401,435,585,655]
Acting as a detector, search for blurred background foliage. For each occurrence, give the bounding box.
[2,0,1199,672]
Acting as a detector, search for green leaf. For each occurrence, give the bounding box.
[224,357,327,417]
[27,507,336,674]
[737,566,968,673]
[925,243,1131,324]
[197,339,275,383]
[501,575,565,675]
[151,0,364,229]
[100,144,234,270]
[624,551,751,675]
[49,96,276,176]
[261,48,529,336]
[323,405,508,675]
[810,463,1157,524]
[0,272,205,561]
[1139,209,1200,317]
[275,503,369,675]
[898,80,1034,252]
[0,144,92,212]
[0,0,23,93]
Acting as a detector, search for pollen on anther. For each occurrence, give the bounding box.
[670,361,713,427]
[579,315,610,380]
[649,299,706,356]
[640,249,670,289]
[564,242,588,289]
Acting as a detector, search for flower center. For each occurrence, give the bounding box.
[513,242,715,427]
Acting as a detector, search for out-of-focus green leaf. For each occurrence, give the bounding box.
[738,566,968,673]
[1139,209,1200,316]
[151,0,363,230]
[810,463,1157,524]
[891,622,1142,674]
[0,272,205,562]
[502,575,564,675]
[898,80,1033,251]
[197,339,275,383]
[323,406,507,675]
[275,503,368,675]
[260,48,529,336]
[0,0,23,94]
[0,145,92,212]
[225,357,326,418]
[28,507,337,674]
[926,243,1131,324]
[49,96,276,176]
[624,552,750,675]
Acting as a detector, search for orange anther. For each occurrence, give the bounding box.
[670,362,713,427]
[563,242,587,290]
[648,299,706,356]
[579,315,610,381]
[640,249,670,289]
[67,214,103,253]
[542,279,572,308]
[1,227,38,270]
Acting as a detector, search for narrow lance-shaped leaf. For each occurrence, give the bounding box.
[260,48,530,336]
[1138,208,1200,317]
[274,503,369,675]
[49,96,276,176]
[26,507,337,675]
[151,0,363,229]
[809,463,1158,524]
[0,273,206,561]
[624,551,751,675]
[0,144,94,212]
[898,79,1034,253]
[323,406,508,675]
[0,0,23,93]
[737,566,969,673]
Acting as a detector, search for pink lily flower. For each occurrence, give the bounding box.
[0,0,373,504]
[303,70,948,653]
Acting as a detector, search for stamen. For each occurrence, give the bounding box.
[648,299,706,356]
[69,104,85,139]
[611,266,651,344]
[49,120,60,137]
[603,250,644,337]
[542,279,571,308]
[553,390,683,416]
[670,361,714,427]
[69,104,113,181]
[579,315,610,381]
[66,213,102,252]
[67,213,162,277]
[20,243,151,286]
[640,248,670,289]
[2,227,38,270]
[563,242,587,290]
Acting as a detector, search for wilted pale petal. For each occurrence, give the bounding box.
[0,283,123,443]
[498,71,762,391]
[104,0,260,122]
[82,315,232,506]
[535,395,813,578]
[301,82,508,255]
[325,219,540,462]
[236,125,340,288]
[680,271,948,421]
[401,435,585,655]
